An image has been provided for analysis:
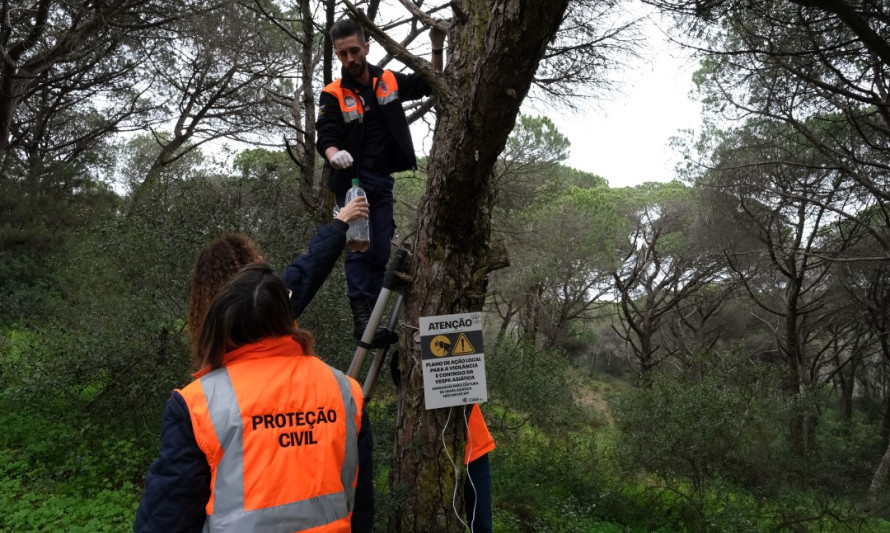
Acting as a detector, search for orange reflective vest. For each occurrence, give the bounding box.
[180,336,363,532]
[466,403,496,464]
[322,69,401,126]
[318,66,426,195]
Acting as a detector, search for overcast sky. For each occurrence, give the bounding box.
[403,6,704,190]
[547,13,703,188]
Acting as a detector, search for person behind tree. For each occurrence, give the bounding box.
[316,18,445,346]
[134,264,374,532]
[390,359,495,533]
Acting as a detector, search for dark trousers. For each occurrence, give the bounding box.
[465,453,493,533]
[336,169,395,302]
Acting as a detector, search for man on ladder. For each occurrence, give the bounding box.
[321,17,496,533]
[316,18,445,346]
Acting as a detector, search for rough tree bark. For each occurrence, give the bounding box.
[346,1,572,530]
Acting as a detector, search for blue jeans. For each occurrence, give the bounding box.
[336,169,395,301]
[465,453,492,533]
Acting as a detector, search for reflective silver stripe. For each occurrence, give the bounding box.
[204,493,351,532]
[198,363,360,532]
[327,364,359,509]
[341,109,361,123]
[377,90,400,105]
[201,368,245,519]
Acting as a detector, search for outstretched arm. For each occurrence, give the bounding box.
[281,197,369,318]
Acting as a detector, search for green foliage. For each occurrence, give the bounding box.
[481,338,615,530]
[611,348,883,531]
[615,179,690,207]
[1,233,191,426]
[0,396,151,531]
[614,362,775,481]
[504,114,571,165]
[489,171,620,348]
[0,146,119,329]
[0,480,141,533]
[0,147,118,254]
[0,252,62,323]
[486,338,583,431]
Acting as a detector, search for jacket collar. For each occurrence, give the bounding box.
[340,63,385,91]
[192,335,306,379]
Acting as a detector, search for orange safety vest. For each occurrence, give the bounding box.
[465,403,496,464]
[322,70,401,125]
[181,336,363,532]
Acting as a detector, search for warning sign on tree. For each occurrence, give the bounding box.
[420,312,488,410]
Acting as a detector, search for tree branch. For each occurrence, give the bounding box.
[341,0,451,102]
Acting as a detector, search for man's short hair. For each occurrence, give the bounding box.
[330,19,366,43]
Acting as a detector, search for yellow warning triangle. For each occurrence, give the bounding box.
[453,333,475,355]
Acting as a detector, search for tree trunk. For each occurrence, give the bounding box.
[871,337,890,504]
[0,73,26,157]
[784,295,814,456]
[879,336,890,449]
[521,283,543,344]
[389,1,569,530]
[323,1,335,86]
[882,389,890,450]
[837,352,856,427]
[867,429,890,510]
[638,329,656,387]
[495,300,516,343]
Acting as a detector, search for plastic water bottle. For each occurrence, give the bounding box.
[345,179,370,253]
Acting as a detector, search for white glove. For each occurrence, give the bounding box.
[329,150,354,169]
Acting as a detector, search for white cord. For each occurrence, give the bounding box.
[464,405,478,533]
[442,407,471,532]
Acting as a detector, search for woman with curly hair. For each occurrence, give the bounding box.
[136,198,376,533]
[136,264,374,532]
[185,197,369,369]
[185,233,264,364]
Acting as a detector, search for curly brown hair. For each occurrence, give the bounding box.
[186,234,263,369]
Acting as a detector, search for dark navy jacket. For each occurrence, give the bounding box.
[316,64,432,195]
[282,218,349,319]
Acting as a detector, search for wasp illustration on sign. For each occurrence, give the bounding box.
[430,335,452,357]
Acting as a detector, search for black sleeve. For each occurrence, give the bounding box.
[134,392,210,533]
[316,90,346,157]
[281,220,347,319]
[351,403,376,533]
[393,70,433,101]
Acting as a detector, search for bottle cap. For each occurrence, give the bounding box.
[352,178,359,186]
